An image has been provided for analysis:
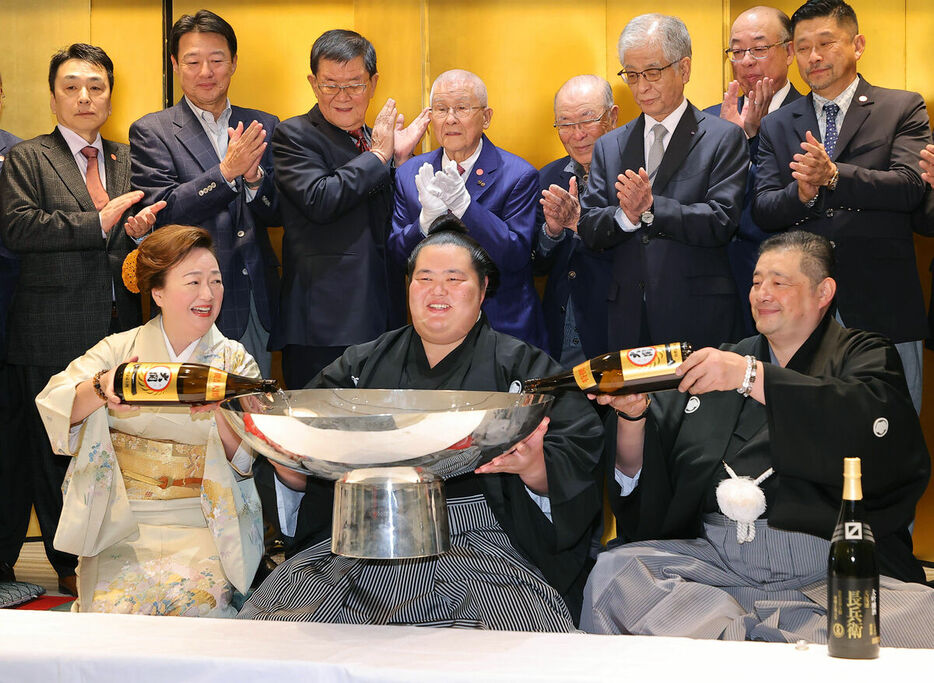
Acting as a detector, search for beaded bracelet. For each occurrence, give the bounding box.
[92,370,108,402]
[737,355,757,397]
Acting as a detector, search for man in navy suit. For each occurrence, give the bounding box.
[534,75,617,365]
[753,0,930,411]
[130,10,280,376]
[271,29,429,390]
[551,14,748,352]
[391,70,546,349]
[704,6,802,334]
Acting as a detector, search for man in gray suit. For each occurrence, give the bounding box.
[0,44,162,594]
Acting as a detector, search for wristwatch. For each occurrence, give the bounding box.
[640,208,654,227]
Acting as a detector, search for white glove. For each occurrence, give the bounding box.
[416,162,447,234]
[434,159,471,218]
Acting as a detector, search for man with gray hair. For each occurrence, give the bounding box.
[535,75,617,365]
[548,14,748,352]
[391,69,546,348]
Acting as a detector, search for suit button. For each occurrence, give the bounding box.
[242,268,248,276]
[568,270,576,279]
[829,240,836,248]
[237,230,245,238]
[641,235,650,244]
[825,208,834,218]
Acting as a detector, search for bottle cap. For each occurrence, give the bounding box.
[843,457,861,478]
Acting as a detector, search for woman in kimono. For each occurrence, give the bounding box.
[241,216,604,631]
[37,225,263,616]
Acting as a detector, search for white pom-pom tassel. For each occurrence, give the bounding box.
[716,476,767,544]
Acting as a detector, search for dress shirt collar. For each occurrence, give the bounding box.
[442,137,483,176]
[160,317,200,362]
[768,80,792,114]
[57,124,103,159]
[562,157,587,180]
[643,96,689,149]
[812,76,860,121]
[185,95,232,127]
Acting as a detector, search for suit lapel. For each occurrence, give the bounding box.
[653,103,704,194]
[830,79,872,161]
[173,99,222,173]
[103,139,130,249]
[792,94,820,145]
[619,115,645,174]
[464,134,497,202]
[41,128,96,212]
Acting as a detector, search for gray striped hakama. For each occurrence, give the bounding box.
[239,494,576,632]
[582,514,934,647]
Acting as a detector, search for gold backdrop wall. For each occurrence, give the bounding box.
[2,0,934,557]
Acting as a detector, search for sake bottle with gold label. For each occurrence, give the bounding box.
[113,362,279,406]
[521,342,692,395]
[827,457,880,659]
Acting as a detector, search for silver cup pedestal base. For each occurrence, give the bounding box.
[332,466,450,559]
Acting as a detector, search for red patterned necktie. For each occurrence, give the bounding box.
[456,163,466,176]
[349,128,369,153]
[80,146,109,210]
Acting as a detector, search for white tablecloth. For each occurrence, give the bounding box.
[0,609,930,682]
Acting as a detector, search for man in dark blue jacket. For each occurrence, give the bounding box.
[704,6,802,334]
[535,75,616,365]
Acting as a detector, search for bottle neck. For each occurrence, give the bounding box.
[842,473,863,501]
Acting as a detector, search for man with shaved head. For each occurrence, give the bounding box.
[550,14,749,352]
[535,75,617,365]
[391,69,546,348]
[705,6,802,334]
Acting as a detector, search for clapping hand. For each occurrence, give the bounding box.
[416,162,447,233]
[124,200,166,239]
[920,143,934,189]
[791,131,835,204]
[433,159,471,218]
[541,176,580,237]
[720,78,774,138]
[394,107,431,165]
[616,168,653,225]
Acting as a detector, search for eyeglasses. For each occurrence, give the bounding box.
[430,104,485,119]
[316,82,369,97]
[724,41,789,62]
[554,109,608,132]
[618,61,678,84]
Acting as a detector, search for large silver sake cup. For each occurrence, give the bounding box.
[220,389,554,558]
[333,467,448,558]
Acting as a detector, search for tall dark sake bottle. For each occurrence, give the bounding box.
[827,457,880,659]
[113,362,279,405]
[521,342,692,395]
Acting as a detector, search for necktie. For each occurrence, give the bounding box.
[349,128,369,153]
[823,102,840,159]
[80,146,109,211]
[646,123,666,184]
[456,163,466,176]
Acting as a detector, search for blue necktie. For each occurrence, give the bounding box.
[823,103,840,159]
